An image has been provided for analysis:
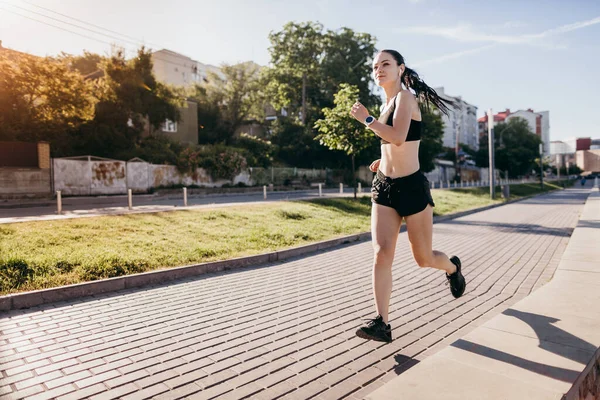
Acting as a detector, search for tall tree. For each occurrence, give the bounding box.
[193,62,263,145]
[419,105,445,173]
[73,48,182,158]
[315,84,377,197]
[60,51,105,75]
[0,52,94,150]
[263,21,324,125]
[263,22,377,128]
[475,117,542,178]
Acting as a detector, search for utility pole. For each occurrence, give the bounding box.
[488,109,495,199]
[539,143,544,190]
[455,101,462,183]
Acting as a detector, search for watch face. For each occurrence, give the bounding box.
[365,116,374,124]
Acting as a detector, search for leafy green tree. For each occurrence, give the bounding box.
[0,51,95,150]
[315,84,377,197]
[72,48,182,157]
[419,106,445,173]
[475,117,542,178]
[263,22,377,128]
[60,51,104,75]
[264,22,324,125]
[193,62,263,145]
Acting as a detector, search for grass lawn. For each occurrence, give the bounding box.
[0,180,570,295]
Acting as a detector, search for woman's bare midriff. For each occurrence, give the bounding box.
[378,141,420,178]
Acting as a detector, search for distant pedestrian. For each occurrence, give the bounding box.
[350,50,466,343]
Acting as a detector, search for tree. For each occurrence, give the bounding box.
[419,106,445,173]
[193,62,263,145]
[475,117,542,178]
[264,22,324,125]
[60,51,104,76]
[315,84,378,197]
[319,28,379,110]
[0,52,94,152]
[72,48,182,158]
[263,22,378,128]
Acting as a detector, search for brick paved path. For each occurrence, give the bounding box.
[0,188,590,400]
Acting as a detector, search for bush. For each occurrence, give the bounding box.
[175,144,248,181]
[234,133,274,168]
[117,134,183,165]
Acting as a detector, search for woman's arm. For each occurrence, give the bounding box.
[350,91,415,146]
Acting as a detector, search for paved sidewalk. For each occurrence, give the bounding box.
[0,187,591,400]
[367,189,600,400]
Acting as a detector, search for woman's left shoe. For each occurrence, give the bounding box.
[446,256,466,298]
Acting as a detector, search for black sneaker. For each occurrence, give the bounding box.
[446,256,466,298]
[356,315,392,343]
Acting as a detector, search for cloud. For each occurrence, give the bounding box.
[399,15,600,48]
[412,44,497,68]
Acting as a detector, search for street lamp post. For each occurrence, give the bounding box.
[487,109,495,199]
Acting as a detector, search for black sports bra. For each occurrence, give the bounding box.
[378,97,422,144]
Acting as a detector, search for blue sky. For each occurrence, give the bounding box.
[1,0,599,141]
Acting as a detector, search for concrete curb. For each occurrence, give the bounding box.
[0,189,559,312]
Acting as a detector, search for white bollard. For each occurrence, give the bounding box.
[56,190,62,214]
[263,185,267,200]
[461,180,464,187]
[446,180,450,188]
[318,183,322,197]
[340,183,343,194]
[128,189,132,210]
[358,182,362,194]
[183,187,188,207]
[593,177,599,192]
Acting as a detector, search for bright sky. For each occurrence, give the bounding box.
[1,0,599,141]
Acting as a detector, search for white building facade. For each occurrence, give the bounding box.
[434,87,479,151]
[151,49,221,88]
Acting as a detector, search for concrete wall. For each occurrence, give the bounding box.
[0,141,52,197]
[127,162,151,193]
[54,159,126,196]
[91,161,126,195]
[53,158,253,196]
[0,168,51,196]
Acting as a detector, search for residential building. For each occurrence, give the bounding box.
[151,49,222,88]
[576,150,600,173]
[551,137,591,154]
[146,100,199,145]
[434,87,479,151]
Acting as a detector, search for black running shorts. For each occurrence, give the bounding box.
[371,169,435,217]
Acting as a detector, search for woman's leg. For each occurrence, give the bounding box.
[404,205,466,298]
[404,205,456,274]
[371,203,403,324]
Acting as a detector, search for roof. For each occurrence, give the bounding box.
[477,109,511,123]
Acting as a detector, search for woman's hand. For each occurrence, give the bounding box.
[350,101,369,123]
[369,159,381,173]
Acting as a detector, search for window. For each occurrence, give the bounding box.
[162,119,177,133]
